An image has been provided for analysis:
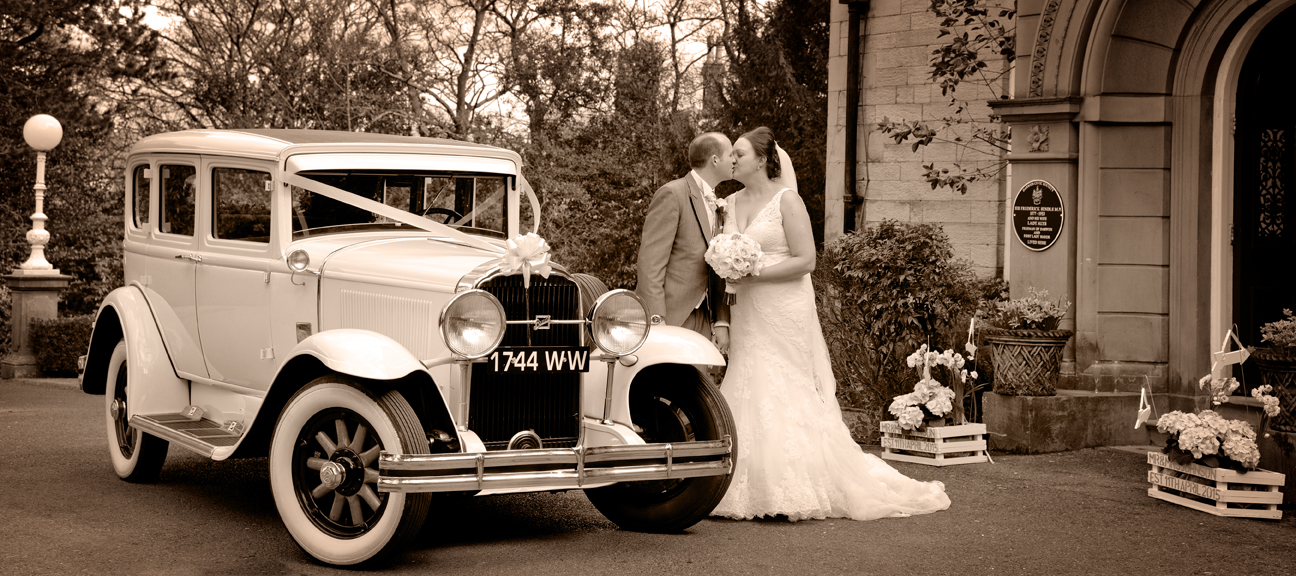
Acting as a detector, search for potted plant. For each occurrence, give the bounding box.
[880,344,989,466]
[1251,309,1296,432]
[980,287,1072,396]
[1147,376,1285,519]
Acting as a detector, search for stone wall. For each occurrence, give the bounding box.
[852,0,1011,277]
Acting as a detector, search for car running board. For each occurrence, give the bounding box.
[130,412,245,458]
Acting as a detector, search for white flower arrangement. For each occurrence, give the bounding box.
[888,344,977,431]
[1155,376,1282,471]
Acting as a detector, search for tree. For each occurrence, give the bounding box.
[500,0,613,144]
[875,0,1015,194]
[1,0,164,351]
[715,0,829,245]
[134,0,405,132]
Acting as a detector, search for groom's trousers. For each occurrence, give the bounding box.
[681,307,717,386]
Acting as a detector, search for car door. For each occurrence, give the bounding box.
[144,156,208,379]
[194,156,277,390]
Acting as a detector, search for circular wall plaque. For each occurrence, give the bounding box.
[1012,180,1064,251]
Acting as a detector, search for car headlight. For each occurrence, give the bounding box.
[439,289,507,359]
[587,289,650,356]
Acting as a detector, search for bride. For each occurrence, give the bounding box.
[709,127,951,521]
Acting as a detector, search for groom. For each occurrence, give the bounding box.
[636,132,732,356]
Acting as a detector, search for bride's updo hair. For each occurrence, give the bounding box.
[740,126,781,180]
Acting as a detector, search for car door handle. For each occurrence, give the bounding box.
[174,253,202,263]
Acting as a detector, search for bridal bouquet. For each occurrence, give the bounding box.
[888,344,977,430]
[705,232,764,281]
[1155,375,1282,471]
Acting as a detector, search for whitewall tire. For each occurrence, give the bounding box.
[269,376,431,566]
[104,340,168,482]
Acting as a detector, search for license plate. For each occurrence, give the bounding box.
[487,347,591,373]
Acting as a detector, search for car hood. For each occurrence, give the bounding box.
[302,234,505,293]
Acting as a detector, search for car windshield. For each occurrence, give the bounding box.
[291,171,522,239]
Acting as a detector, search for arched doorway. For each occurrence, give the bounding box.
[1233,5,1296,380]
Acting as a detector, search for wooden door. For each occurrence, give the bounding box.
[1233,7,1296,385]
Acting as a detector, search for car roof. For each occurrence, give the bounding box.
[129,129,518,163]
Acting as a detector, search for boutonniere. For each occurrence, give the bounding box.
[714,196,727,215]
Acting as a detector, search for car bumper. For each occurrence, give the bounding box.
[377,436,733,493]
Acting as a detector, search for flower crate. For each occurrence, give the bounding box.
[879,421,989,466]
[1147,452,1285,520]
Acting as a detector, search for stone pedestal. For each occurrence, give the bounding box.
[1,272,72,378]
[985,390,1194,453]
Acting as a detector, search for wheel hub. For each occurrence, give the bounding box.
[327,448,367,496]
[109,398,124,420]
[318,461,345,491]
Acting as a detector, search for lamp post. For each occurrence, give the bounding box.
[17,114,64,274]
[2,115,73,379]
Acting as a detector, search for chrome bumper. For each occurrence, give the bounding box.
[377,436,733,493]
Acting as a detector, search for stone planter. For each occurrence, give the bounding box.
[982,327,1072,396]
[1147,451,1284,519]
[1252,349,1296,432]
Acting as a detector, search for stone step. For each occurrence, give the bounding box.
[986,390,1179,454]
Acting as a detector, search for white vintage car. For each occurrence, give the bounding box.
[79,129,734,566]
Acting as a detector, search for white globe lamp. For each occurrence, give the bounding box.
[17,114,64,274]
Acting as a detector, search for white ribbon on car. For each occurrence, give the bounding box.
[501,233,553,288]
[282,172,505,254]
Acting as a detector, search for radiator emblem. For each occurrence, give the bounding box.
[533,315,551,330]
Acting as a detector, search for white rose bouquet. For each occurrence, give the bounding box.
[705,232,764,285]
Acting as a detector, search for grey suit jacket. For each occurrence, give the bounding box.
[636,174,727,327]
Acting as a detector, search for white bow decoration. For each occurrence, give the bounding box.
[501,233,553,289]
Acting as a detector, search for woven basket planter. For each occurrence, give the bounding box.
[983,327,1073,396]
[1253,350,1296,432]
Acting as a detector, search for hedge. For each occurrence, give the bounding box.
[31,314,95,377]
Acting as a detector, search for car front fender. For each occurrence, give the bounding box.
[582,325,725,425]
[284,329,428,381]
[83,286,191,416]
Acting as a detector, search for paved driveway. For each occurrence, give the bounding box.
[2,378,1293,575]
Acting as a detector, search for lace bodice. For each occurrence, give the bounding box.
[724,188,791,268]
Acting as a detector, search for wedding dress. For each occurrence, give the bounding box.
[710,187,951,521]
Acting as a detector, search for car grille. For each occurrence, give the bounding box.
[471,273,583,450]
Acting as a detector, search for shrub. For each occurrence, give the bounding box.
[30,314,94,377]
[814,220,997,441]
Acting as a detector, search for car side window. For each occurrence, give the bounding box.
[159,164,196,236]
[212,167,272,243]
[132,165,150,228]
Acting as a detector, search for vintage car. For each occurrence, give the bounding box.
[79,129,734,566]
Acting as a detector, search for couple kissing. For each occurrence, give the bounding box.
[635,127,952,522]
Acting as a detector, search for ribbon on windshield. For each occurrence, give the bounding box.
[282,172,504,254]
[501,233,552,288]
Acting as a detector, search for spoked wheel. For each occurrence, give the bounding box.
[269,376,430,567]
[584,365,736,532]
[104,340,168,482]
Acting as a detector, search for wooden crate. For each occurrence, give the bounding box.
[1147,452,1285,520]
[879,421,989,466]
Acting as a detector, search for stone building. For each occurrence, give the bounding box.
[825,0,1294,451]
